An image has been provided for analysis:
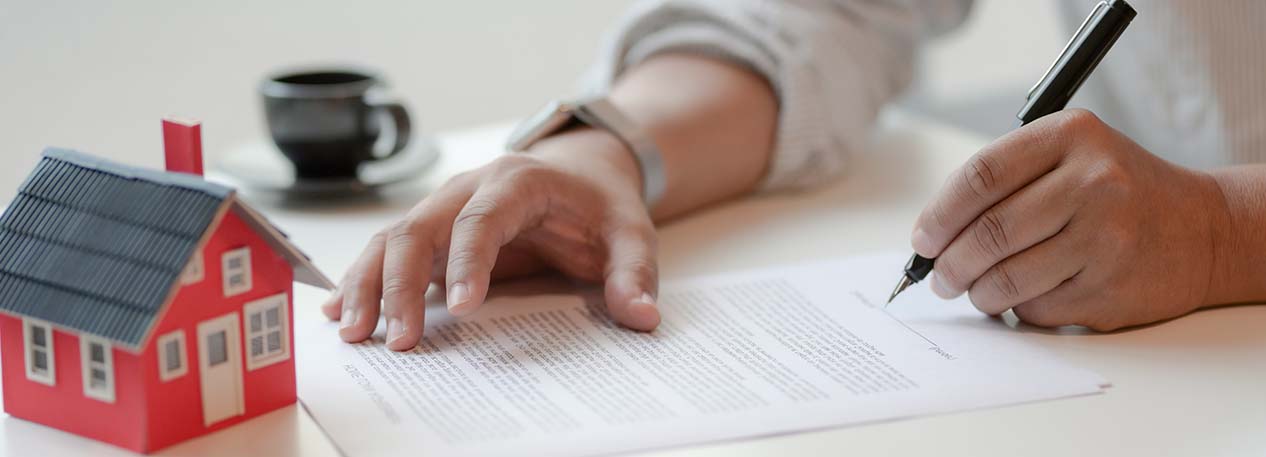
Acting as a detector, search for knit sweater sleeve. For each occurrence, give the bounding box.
[583,0,972,191]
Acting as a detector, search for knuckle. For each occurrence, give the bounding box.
[962,153,1004,199]
[613,222,657,245]
[1097,222,1135,255]
[342,272,368,290]
[934,257,967,291]
[488,155,555,185]
[986,264,1022,302]
[927,202,952,233]
[500,165,558,197]
[381,276,416,299]
[623,257,659,280]
[342,271,377,301]
[1057,108,1104,133]
[369,227,391,245]
[454,198,500,229]
[446,248,484,269]
[384,219,413,239]
[1080,159,1132,197]
[384,218,427,249]
[971,211,1012,257]
[444,170,479,188]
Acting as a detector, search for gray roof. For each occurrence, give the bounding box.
[0,148,324,350]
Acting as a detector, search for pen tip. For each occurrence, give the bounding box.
[886,275,914,307]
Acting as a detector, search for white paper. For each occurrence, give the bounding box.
[297,252,1106,457]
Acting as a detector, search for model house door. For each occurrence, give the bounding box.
[197,313,244,426]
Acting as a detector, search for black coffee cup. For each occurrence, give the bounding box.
[260,68,411,180]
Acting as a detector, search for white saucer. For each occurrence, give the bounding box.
[210,137,440,197]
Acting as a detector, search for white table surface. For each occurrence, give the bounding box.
[2,110,1263,456]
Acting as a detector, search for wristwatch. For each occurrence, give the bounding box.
[506,97,666,209]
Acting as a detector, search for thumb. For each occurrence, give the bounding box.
[603,223,661,331]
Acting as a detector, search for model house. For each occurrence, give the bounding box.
[0,120,332,453]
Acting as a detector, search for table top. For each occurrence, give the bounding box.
[2,110,1263,456]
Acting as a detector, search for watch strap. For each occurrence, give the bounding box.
[569,98,667,209]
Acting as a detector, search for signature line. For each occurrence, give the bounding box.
[850,290,939,347]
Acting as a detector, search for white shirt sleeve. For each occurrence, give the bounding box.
[583,0,973,191]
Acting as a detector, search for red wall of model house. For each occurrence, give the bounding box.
[0,210,296,453]
[0,316,149,450]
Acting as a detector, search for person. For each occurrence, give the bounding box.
[322,0,1266,351]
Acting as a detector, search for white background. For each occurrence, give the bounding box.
[0,0,1062,201]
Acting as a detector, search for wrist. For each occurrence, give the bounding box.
[1205,167,1266,306]
[523,126,644,201]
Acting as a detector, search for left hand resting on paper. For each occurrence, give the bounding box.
[911,109,1243,331]
[322,54,779,351]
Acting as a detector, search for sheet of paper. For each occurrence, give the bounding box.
[296,252,1106,457]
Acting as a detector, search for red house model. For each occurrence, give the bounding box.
[0,120,332,452]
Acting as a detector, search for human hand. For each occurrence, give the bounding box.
[911,109,1231,331]
[322,127,662,350]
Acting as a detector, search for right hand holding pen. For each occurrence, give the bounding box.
[910,110,1232,331]
[322,127,662,351]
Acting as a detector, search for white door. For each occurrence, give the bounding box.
[197,313,244,426]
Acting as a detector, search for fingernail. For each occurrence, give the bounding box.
[386,318,405,344]
[912,227,934,257]
[626,293,661,330]
[448,282,472,315]
[340,308,357,329]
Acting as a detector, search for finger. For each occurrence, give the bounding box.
[380,187,472,351]
[1011,274,1095,329]
[429,242,546,284]
[966,229,1087,315]
[912,110,1091,257]
[320,286,344,320]
[445,170,546,316]
[381,218,436,351]
[603,221,661,331]
[930,167,1083,297]
[338,232,388,343]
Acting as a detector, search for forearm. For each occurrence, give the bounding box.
[1208,164,1266,305]
[610,53,778,221]
[527,53,775,221]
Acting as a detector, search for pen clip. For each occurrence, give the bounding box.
[1027,0,1109,100]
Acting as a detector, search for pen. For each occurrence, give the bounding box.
[887,0,1136,306]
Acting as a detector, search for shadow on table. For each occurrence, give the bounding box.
[2,404,315,457]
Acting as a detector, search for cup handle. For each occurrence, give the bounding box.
[371,101,411,160]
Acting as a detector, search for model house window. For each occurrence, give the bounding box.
[157,330,188,381]
[221,247,252,296]
[80,336,115,403]
[244,293,290,370]
[23,319,55,385]
[182,250,204,285]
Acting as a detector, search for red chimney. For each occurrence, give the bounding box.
[161,117,204,176]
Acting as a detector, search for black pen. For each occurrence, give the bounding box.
[887,0,1136,305]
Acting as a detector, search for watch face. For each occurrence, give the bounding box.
[507,100,574,152]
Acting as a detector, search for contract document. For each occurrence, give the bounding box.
[296,252,1106,457]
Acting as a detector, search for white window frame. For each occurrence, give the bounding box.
[80,335,115,403]
[157,330,189,382]
[23,319,55,386]
[182,250,205,285]
[243,293,290,371]
[221,247,252,297]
